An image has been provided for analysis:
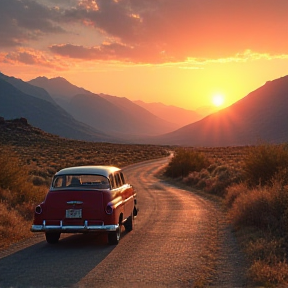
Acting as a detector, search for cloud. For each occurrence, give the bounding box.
[37,0,79,8]
[57,0,288,63]
[49,42,173,63]
[0,0,65,47]
[1,0,288,64]
[179,50,288,68]
[2,48,68,70]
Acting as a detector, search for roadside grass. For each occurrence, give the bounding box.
[0,202,32,249]
[165,144,288,287]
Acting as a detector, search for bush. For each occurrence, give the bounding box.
[226,163,288,286]
[248,259,288,285]
[0,202,31,249]
[225,183,250,207]
[228,181,288,233]
[0,146,28,191]
[243,144,288,187]
[228,186,273,229]
[0,146,46,207]
[165,148,210,178]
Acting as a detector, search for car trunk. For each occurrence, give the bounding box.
[43,189,104,225]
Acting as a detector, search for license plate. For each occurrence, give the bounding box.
[66,209,82,218]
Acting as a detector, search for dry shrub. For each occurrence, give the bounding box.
[15,202,36,221]
[246,237,286,264]
[184,163,242,196]
[31,175,48,186]
[203,165,237,196]
[0,203,31,249]
[249,260,288,285]
[229,185,277,229]
[243,144,288,187]
[0,146,28,191]
[0,146,47,208]
[227,174,288,285]
[165,148,210,178]
[183,171,201,186]
[225,183,250,207]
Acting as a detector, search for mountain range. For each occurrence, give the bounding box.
[1,71,288,146]
[28,77,180,138]
[134,100,203,127]
[147,75,288,146]
[0,73,113,142]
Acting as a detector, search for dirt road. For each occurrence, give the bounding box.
[0,157,247,287]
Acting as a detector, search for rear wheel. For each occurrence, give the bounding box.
[45,232,60,244]
[124,212,133,232]
[108,225,121,245]
[133,206,138,217]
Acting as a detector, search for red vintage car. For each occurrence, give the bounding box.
[31,166,138,245]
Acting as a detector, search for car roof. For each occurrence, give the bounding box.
[55,166,121,177]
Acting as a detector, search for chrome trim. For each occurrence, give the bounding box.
[67,201,83,205]
[55,166,120,177]
[123,195,134,204]
[31,221,119,233]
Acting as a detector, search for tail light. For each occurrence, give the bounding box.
[105,204,113,215]
[35,205,42,214]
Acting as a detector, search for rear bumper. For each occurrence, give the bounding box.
[31,220,119,233]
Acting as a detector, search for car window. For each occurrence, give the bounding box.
[114,173,120,187]
[52,174,110,189]
[120,172,126,184]
[53,176,65,188]
[109,175,116,189]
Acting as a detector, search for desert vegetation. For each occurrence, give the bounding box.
[0,118,169,249]
[165,144,288,286]
[2,118,288,286]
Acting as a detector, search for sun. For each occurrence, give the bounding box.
[212,94,225,107]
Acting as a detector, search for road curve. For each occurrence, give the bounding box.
[0,157,246,288]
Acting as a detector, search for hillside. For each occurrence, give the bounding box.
[0,77,114,142]
[28,76,90,100]
[0,116,170,179]
[134,100,203,128]
[100,94,179,134]
[29,77,178,137]
[0,72,56,104]
[147,75,288,146]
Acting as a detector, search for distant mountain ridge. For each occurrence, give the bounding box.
[147,75,288,146]
[29,77,178,138]
[0,75,114,142]
[134,100,203,127]
[2,71,288,146]
[100,93,179,134]
[28,76,90,99]
[0,73,56,104]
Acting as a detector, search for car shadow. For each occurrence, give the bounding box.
[0,233,120,288]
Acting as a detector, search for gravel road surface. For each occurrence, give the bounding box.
[0,157,247,287]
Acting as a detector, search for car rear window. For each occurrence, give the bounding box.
[52,174,110,189]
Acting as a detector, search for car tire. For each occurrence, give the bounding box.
[124,212,133,232]
[45,232,61,244]
[108,225,121,245]
[133,206,138,217]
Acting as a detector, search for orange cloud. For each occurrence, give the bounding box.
[1,0,288,65]
[49,42,173,63]
[2,48,69,71]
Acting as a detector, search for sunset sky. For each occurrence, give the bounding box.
[1,0,288,110]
